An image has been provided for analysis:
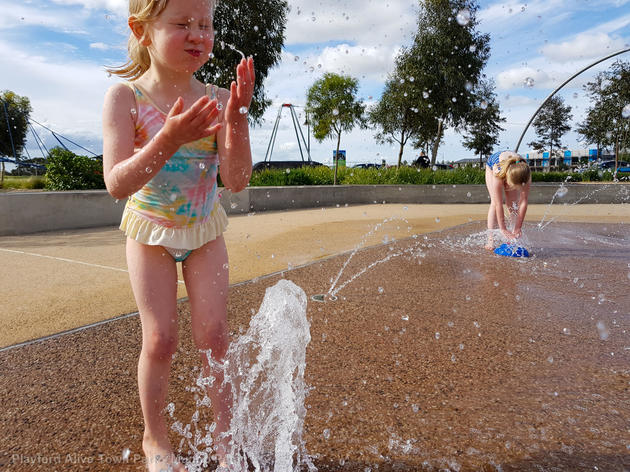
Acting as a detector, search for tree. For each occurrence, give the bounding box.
[196,0,288,124]
[305,73,365,185]
[578,60,630,168]
[404,0,490,165]
[0,90,32,187]
[528,95,572,170]
[369,48,439,167]
[44,147,105,190]
[462,78,505,166]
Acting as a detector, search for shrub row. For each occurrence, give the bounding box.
[248,165,626,187]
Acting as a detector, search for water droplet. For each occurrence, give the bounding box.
[451,97,457,102]
[464,81,473,91]
[323,428,331,440]
[556,186,568,198]
[466,192,472,198]
[332,108,339,116]
[596,321,609,340]
[523,77,535,88]
[469,44,477,52]
[378,287,384,294]
[422,91,429,99]
[456,9,471,26]
[402,315,409,321]
[239,106,248,114]
[473,321,480,328]
[145,167,152,173]
[217,102,224,110]
[479,100,488,110]
[253,25,259,32]
[547,356,554,363]
[435,217,440,223]
[412,404,419,413]
[435,332,440,340]
[432,165,437,171]
[451,354,457,363]
[562,327,570,335]
[130,108,137,117]
[122,448,131,461]
[622,104,630,119]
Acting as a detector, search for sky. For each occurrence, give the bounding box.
[1,0,629,169]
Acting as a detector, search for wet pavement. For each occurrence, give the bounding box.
[1,220,629,471]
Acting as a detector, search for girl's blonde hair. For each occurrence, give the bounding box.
[106,0,170,80]
[496,152,531,188]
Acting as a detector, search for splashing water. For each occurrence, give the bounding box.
[456,9,471,26]
[166,280,314,472]
[223,280,315,472]
[220,41,246,60]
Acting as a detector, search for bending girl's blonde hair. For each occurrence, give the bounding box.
[106,0,170,80]
[496,153,531,188]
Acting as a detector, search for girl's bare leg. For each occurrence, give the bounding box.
[504,187,519,232]
[485,166,498,250]
[127,238,187,472]
[182,235,231,466]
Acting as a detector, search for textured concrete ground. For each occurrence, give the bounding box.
[1,215,629,471]
[1,203,629,348]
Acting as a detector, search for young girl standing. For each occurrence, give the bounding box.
[485,150,531,249]
[102,0,254,470]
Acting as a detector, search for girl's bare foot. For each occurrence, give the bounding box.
[143,437,188,472]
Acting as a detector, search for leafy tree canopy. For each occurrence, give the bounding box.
[527,95,572,162]
[404,0,491,164]
[369,48,439,166]
[462,78,505,163]
[305,72,365,184]
[0,90,32,158]
[578,60,630,156]
[196,0,288,125]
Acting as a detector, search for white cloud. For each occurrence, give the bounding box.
[0,38,118,152]
[497,67,554,90]
[542,32,627,63]
[50,0,126,13]
[316,44,398,81]
[285,0,416,48]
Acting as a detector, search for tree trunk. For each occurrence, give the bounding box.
[397,139,404,168]
[431,119,443,166]
[333,131,341,186]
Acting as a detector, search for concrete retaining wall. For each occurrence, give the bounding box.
[1,183,628,236]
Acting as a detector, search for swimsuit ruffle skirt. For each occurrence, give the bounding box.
[119,83,228,256]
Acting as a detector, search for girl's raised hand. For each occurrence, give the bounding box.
[224,57,256,123]
[161,95,222,147]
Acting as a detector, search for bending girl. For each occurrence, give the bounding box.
[485,150,531,249]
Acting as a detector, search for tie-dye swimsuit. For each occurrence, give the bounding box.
[119,83,228,262]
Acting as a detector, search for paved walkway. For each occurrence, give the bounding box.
[1,203,629,348]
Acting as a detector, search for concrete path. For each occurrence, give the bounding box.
[1,203,628,348]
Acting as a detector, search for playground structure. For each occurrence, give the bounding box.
[1,99,100,174]
[254,103,323,171]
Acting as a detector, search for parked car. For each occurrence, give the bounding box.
[432,163,454,170]
[352,163,382,169]
[575,160,630,173]
[252,160,324,171]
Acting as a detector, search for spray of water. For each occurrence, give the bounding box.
[171,280,316,472]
